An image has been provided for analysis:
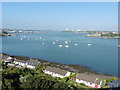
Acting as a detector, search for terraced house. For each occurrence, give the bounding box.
[2,55,14,65]
[76,73,103,88]
[43,66,71,78]
[75,73,114,88]
[14,59,40,69]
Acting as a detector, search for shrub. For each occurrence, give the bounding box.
[80,83,86,86]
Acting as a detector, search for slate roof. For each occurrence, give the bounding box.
[15,60,26,63]
[25,60,40,66]
[46,66,68,76]
[0,54,14,64]
[76,73,114,84]
[1,55,13,62]
[76,73,100,83]
[1,55,9,60]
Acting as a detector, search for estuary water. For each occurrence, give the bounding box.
[1,31,118,76]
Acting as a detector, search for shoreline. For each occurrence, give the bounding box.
[1,52,118,77]
[0,34,18,37]
[86,35,120,39]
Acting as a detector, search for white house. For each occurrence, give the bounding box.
[2,55,14,65]
[14,59,40,69]
[25,60,40,69]
[14,60,26,67]
[76,73,102,88]
[7,56,13,60]
[43,66,71,78]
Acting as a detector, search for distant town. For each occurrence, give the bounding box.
[63,29,120,39]
[1,28,120,39]
[0,28,47,37]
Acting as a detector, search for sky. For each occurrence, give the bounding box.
[2,2,118,31]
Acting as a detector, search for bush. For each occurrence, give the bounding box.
[80,83,86,86]
[106,77,117,83]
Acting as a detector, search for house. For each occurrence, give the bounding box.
[25,60,40,69]
[76,73,103,88]
[43,66,71,78]
[7,56,13,60]
[14,59,40,69]
[14,60,26,67]
[101,32,110,34]
[108,80,120,88]
[2,55,13,61]
[2,55,14,65]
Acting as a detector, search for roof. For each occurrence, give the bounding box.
[46,66,68,76]
[76,73,114,83]
[15,60,26,63]
[7,56,13,60]
[1,55,9,60]
[76,73,101,83]
[25,60,40,66]
[1,55,14,60]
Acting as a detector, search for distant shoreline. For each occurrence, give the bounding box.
[63,30,120,39]
[0,34,17,37]
[1,53,118,77]
[86,35,120,39]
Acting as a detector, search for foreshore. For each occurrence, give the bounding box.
[0,53,118,79]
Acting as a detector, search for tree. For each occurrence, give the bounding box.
[106,77,117,83]
[35,63,46,73]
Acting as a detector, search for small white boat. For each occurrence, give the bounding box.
[65,45,69,48]
[88,44,91,46]
[59,45,63,47]
[75,44,78,46]
[86,35,90,37]
[28,38,29,40]
[42,43,45,45]
[65,41,68,43]
[53,42,55,44]
[39,37,42,39]
[20,38,23,40]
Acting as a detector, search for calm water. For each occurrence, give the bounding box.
[1,31,118,76]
